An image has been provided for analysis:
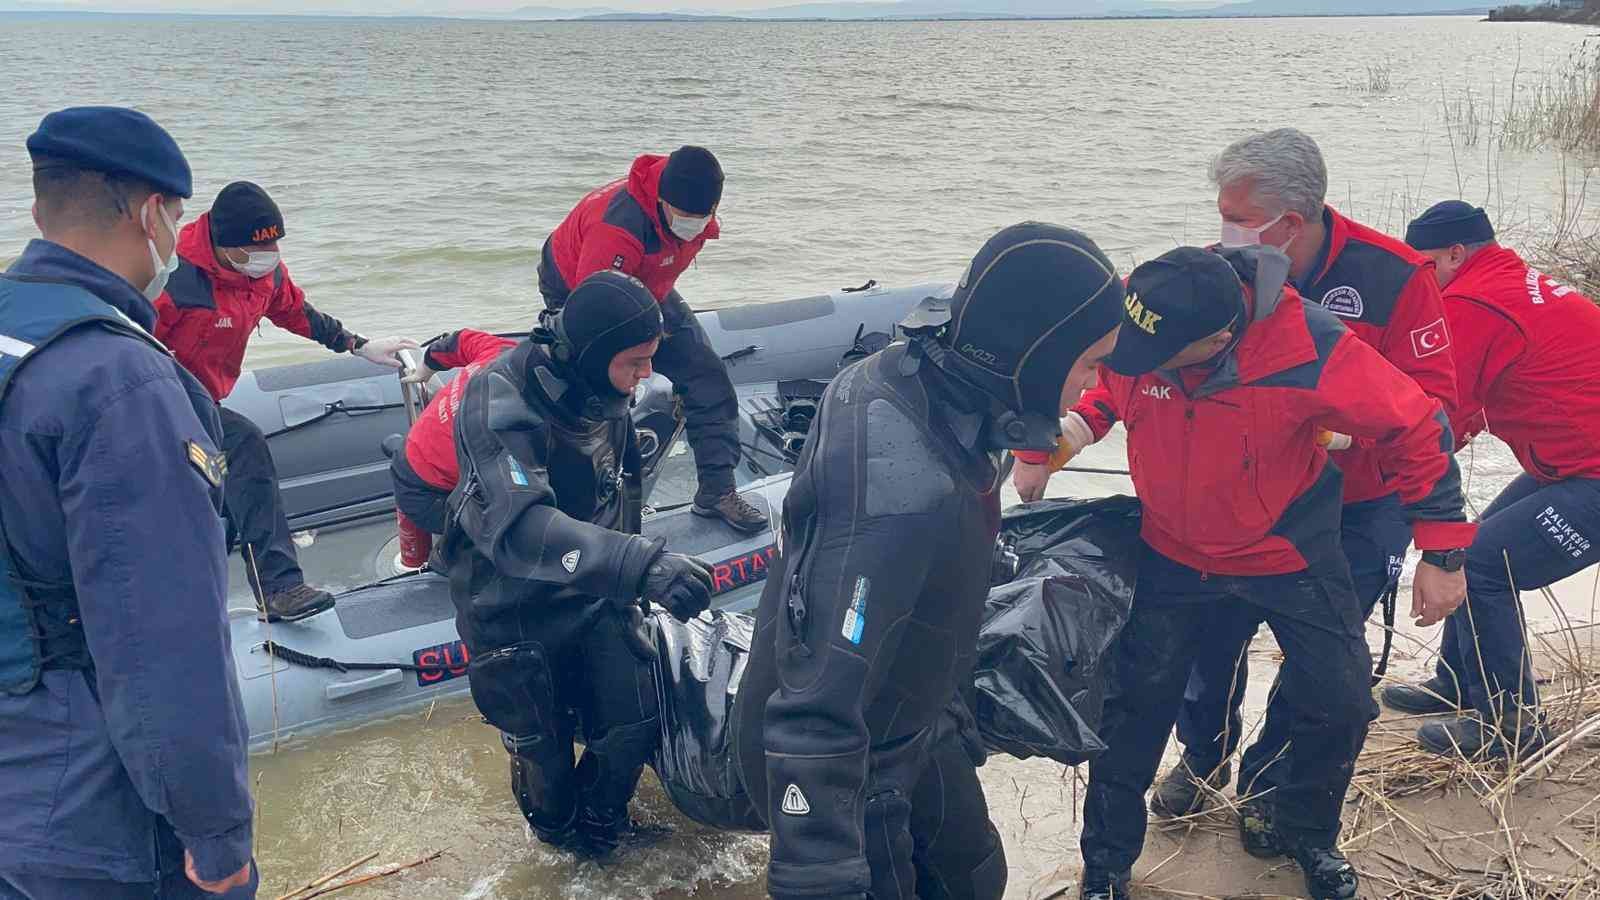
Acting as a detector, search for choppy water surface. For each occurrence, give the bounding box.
[0,12,1589,897]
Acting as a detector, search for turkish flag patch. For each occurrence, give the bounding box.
[1410,317,1449,358]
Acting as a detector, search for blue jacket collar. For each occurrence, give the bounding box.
[5,239,159,332]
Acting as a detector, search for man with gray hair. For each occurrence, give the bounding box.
[1150,128,1462,856]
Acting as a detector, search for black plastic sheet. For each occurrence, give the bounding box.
[649,495,1142,830]
[649,610,767,832]
[973,495,1142,766]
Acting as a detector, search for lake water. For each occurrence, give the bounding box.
[0,12,1589,898]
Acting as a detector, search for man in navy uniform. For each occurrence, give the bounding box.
[0,108,255,898]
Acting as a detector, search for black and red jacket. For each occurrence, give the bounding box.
[154,213,361,402]
[404,329,518,491]
[1021,251,1474,576]
[1296,207,1459,504]
[1442,244,1600,483]
[539,154,720,302]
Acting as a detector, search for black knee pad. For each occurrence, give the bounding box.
[509,745,577,838]
[578,716,659,813]
[468,642,558,740]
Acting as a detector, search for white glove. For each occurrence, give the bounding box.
[353,335,420,369]
[1317,430,1353,451]
[401,363,435,385]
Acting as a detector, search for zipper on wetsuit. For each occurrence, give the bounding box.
[784,532,814,657]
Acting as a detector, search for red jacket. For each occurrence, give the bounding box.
[1442,245,1600,482]
[1022,252,1474,576]
[1298,208,1459,504]
[540,154,720,302]
[154,213,360,402]
[404,329,518,491]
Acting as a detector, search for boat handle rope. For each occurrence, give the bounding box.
[260,639,457,674]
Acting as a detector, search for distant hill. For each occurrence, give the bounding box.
[737,0,1488,19]
[577,9,739,17]
[1195,0,1490,15]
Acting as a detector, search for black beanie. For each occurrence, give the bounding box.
[210,181,285,248]
[556,271,664,397]
[938,222,1125,422]
[658,146,724,216]
[1405,200,1496,251]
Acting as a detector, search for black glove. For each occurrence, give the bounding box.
[639,551,714,623]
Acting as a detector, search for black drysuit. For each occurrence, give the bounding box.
[733,344,1008,900]
[438,339,664,841]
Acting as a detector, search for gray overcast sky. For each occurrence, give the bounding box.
[23,0,875,12]
[20,0,1219,17]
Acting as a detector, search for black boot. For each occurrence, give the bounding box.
[575,803,632,856]
[1381,676,1460,715]
[1149,756,1231,818]
[692,489,770,534]
[1290,843,1359,900]
[1079,868,1132,900]
[1236,797,1286,859]
[1417,715,1548,761]
[260,583,335,622]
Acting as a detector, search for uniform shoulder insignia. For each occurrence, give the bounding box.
[184,440,226,488]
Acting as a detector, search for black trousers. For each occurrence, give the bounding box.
[462,599,660,833]
[1081,544,1372,876]
[389,452,450,535]
[540,284,740,501]
[0,870,256,900]
[1180,494,1408,790]
[217,406,302,593]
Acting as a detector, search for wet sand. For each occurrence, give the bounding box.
[251,432,1600,899]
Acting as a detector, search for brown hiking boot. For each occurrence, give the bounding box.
[692,490,769,534]
[261,583,335,622]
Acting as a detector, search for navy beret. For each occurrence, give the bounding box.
[26,106,192,199]
[1406,200,1495,251]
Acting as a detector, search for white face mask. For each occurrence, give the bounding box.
[230,250,281,279]
[141,201,181,301]
[1220,211,1288,250]
[669,212,711,242]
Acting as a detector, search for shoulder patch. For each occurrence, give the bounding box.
[1311,240,1415,326]
[1410,316,1449,358]
[1319,285,1364,318]
[184,439,226,488]
[863,397,954,517]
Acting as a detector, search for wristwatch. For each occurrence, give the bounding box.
[1421,548,1467,572]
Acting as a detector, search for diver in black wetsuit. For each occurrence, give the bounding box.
[439,270,716,854]
[733,223,1127,900]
